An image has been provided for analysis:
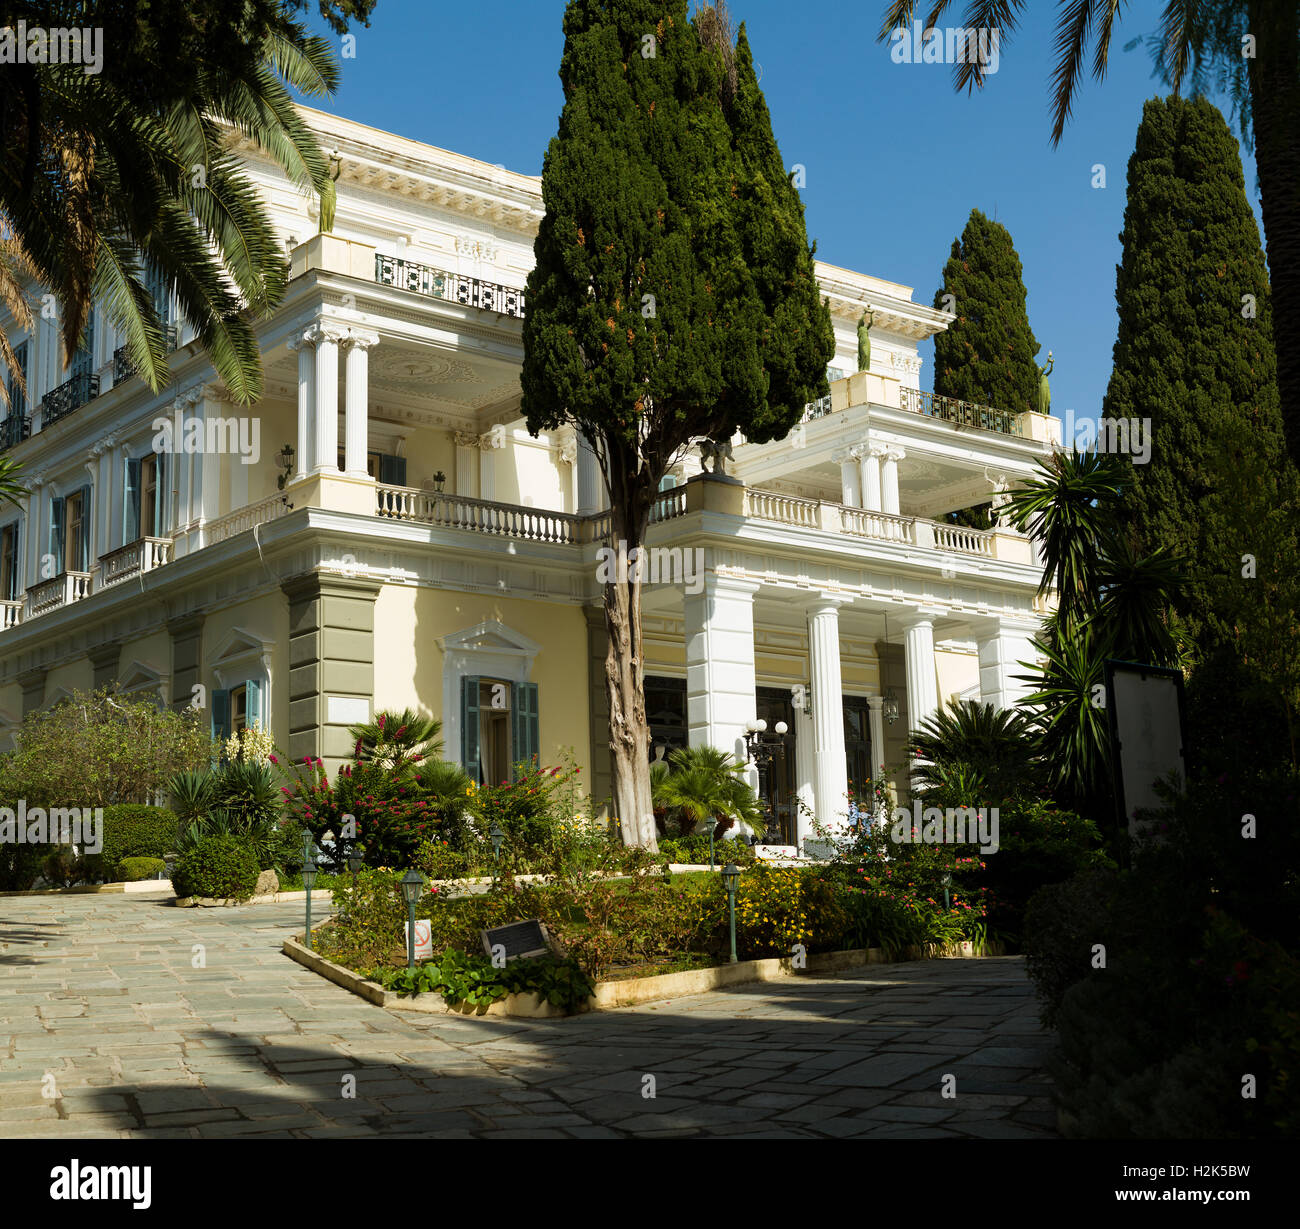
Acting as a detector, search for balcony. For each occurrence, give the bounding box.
[1,599,22,629]
[99,536,173,587]
[25,571,92,619]
[0,412,31,452]
[899,386,1023,437]
[377,485,586,543]
[112,325,181,386]
[374,254,526,319]
[40,372,100,426]
[742,487,1021,561]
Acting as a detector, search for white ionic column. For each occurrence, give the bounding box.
[25,474,44,587]
[193,396,222,548]
[684,574,759,779]
[82,455,99,569]
[900,610,941,733]
[110,443,130,552]
[835,448,862,508]
[576,433,603,516]
[454,432,478,498]
[342,330,378,477]
[807,594,851,838]
[94,443,114,559]
[479,425,505,502]
[973,616,1040,711]
[881,446,905,516]
[312,323,343,475]
[792,702,817,839]
[866,694,887,784]
[862,445,884,513]
[287,329,316,478]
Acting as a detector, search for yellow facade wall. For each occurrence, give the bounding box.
[372,586,591,776]
[936,649,980,707]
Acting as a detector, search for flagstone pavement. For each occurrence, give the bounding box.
[0,893,1058,1138]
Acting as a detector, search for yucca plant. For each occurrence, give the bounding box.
[212,759,280,828]
[168,769,216,826]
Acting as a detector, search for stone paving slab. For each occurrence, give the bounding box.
[0,894,1057,1138]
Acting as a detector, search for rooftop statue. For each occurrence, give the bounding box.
[857,308,875,374]
[1035,350,1054,415]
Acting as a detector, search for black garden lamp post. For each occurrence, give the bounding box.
[347,848,363,890]
[488,820,505,866]
[301,838,320,951]
[400,869,425,969]
[722,863,741,964]
[941,871,952,912]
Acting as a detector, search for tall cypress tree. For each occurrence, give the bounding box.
[1105,94,1294,769]
[932,209,1042,529]
[1105,95,1283,637]
[521,2,833,846]
[932,209,1041,416]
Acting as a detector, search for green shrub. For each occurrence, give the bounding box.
[371,950,594,1013]
[99,805,179,877]
[172,835,259,901]
[118,857,167,882]
[0,841,51,891]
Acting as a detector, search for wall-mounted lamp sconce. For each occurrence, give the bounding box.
[328,149,343,181]
[276,443,295,490]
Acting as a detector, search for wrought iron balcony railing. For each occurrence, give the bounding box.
[374,254,526,319]
[0,413,31,452]
[40,372,100,426]
[112,324,180,386]
[899,386,1023,437]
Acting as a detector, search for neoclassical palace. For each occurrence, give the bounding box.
[0,107,1060,849]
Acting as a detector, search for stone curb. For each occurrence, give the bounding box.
[172,889,338,908]
[282,932,1006,1018]
[0,881,175,898]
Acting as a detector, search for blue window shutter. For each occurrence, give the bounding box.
[212,689,231,743]
[511,682,539,778]
[77,485,90,570]
[460,675,481,782]
[379,454,406,486]
[154,453,167,534]
[123,457,141,543]
[245,679,263,731]
[49,496,64,574]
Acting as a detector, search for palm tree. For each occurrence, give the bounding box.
[0,2,347,405]
[1005,447,1126,632]
[877,2,1300,473]
[348,709,444,775]
[652,746,766,839]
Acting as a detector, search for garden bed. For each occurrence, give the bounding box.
[282,927,1006,1017]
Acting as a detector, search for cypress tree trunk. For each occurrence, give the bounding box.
[604,452,655,850]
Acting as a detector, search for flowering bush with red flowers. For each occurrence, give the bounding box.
[273,710,473,871]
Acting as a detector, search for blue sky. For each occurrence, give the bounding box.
[301,1,1264,425]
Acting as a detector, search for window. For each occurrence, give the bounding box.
[6,342,27,417]
[843,696,874,794]
[340,449,406,484]
[69,311,94,380]
[0,523,18,600]
[65,491,86,573]
[49,486,91,574]
[124,453,165,542]
[460,676,539,784]
[140,454,158,538]
[645,675,686,760]
[212,679,263,745]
